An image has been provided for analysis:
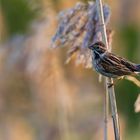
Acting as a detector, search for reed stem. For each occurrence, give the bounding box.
[96,0,120,139]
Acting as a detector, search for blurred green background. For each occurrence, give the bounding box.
[0,0,140,140]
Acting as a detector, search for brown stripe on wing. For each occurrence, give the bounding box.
[109,52,136,71]
[119,57,137,71]
[105,52,136,72]
[100,55,134,76]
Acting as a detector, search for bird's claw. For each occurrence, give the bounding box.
[107,83,114,88]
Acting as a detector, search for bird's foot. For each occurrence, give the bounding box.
[107,83,114,88]
[107,77,124,88]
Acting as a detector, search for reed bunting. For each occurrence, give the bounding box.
[88,41,140,78]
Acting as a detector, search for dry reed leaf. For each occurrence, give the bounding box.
[134,94,140,113]
[125,76,140,87]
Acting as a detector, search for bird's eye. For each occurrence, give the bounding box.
[96,45,99,49]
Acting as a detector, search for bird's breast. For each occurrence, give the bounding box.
[93,57,100,72]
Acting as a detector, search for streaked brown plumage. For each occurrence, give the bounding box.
[89,41,140,78]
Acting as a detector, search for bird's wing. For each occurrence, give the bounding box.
[100,52,134,76]
[118,56,137,71]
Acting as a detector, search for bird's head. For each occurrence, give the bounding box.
[88,41,107,54]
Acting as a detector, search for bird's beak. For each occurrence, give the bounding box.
[88,44,94,50]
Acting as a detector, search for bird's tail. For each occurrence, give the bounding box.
[135,64,140,72]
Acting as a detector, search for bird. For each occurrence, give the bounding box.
[88,41,140,79]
